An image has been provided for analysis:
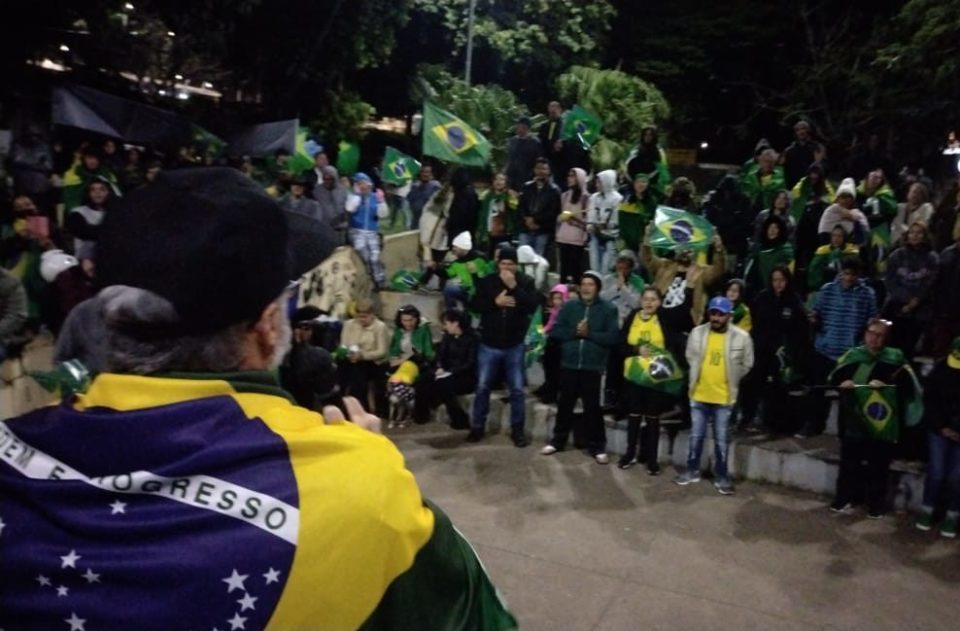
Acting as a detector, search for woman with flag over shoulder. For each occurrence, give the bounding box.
[828,318,923,519]
[617,272,698,473]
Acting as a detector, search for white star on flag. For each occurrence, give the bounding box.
[227,612,247,630]
[222,569,248,593]
[60,550,81,569]
[82,568,101,584]
[262,568,280,585]
[65,612,86,631]
[109,500,127,515]
[36,574,52,587]
[237,593,258,612]
[56,585,69,597]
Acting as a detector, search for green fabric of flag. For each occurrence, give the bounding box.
[647,205,715,252]
[789,176,836,223]
[190,124,226,160]
[336,140,361,176]
[740,166,785,210]
[422,102,491,167]
[745,243,794,289]
[390,270,421,292]
[29,360,92,398]
[287,127,315,174]
[524,309,546,368]
[829,345,924,443]
[623,346,684,395]
[562,104,603,149]
[383,147,421,186]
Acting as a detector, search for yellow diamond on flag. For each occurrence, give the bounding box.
[431,122,477,154]
[861,389,893,432]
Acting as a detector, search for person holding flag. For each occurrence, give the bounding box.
[828,318,923,519]
[641,216,726,326]
[618,283,693,473]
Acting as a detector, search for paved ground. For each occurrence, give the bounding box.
[390,422,960,631]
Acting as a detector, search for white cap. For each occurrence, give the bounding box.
[452,231,472,250]
[40,249,79,282]
[836,177,856,199]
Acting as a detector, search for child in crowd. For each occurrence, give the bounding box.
[535,283,572,403]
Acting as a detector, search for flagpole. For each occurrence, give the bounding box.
[465,0,477,86]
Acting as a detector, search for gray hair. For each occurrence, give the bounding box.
[99,285,287,375]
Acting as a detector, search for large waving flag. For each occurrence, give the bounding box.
[422,102,491,167]
[336,140,361,176]
[648,206,715,252]
[562,104,603,149]
[286,126,316,173]
[623,346,685,395]
[383,147,421,186]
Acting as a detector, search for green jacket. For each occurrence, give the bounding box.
[548,297,620,372]
[389,323,435,361]
[438,251,494,298]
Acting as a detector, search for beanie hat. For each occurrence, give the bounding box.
[353,172,372,185]
[498,246,518,263]
[581,270,603,291]
[452,231,472,251]
[836,177,856,199]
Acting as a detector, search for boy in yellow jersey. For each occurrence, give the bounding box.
[676,296,754,494]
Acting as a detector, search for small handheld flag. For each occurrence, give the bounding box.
[623,346,684,395]
[383,147,421,186]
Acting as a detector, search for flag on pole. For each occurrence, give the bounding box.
[647,206,715,252]
[422,102,491,167]
[383,147,421,186]
[623,346,685,395]
[286,127,315,173]
[336,140,361,176]
[562,104,603,149]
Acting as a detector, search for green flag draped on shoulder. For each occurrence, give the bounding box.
[562,104,603,150]
[829,346,924,443]
[383,147,421,186]
[648,206,715,252]
[422,102,491,167]
[623,346,685,396]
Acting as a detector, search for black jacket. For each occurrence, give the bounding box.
[702,175,755,258]
[469,271,540,349]
[924,360,960,433]
[517,179,562,235]
[437,330,479,382]
[750,288,808,355]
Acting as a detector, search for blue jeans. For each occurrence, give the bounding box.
[588,236,615,273]
[923,431,960,514]
[519,232,550,258]
[472,343,526,431]
[688,402,733,481]
[442,282,469,310]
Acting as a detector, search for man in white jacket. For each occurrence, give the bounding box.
[587,170,623,273]
[675,296,754,495]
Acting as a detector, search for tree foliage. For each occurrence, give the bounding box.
[556,66,670,170]
[412,64,527,170]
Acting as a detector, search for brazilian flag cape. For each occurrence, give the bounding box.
[858,183,898,276]
[524,309,546,368]
[476,190,520,251]
[829,346,923,443]
[740,166,785,210]
[0,373,516,630]
[62,161,119,211]
[623,346,685,396]
[790,177,836,223]
[807,243,859,290]
[744,243,794,290]
[648,205,715,253]
[618,188,663,252]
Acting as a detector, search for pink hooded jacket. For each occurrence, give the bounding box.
[544,283,571,333]
[556,168,589,246]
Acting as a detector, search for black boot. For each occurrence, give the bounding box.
[618,417,641,469]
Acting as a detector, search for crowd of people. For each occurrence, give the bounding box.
[3,107,960,537]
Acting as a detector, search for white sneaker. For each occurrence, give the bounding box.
[540,445,558,456]
[594,453,610,465]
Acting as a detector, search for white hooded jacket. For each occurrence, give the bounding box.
[587,170,623,241]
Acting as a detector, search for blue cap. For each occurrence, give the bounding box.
[353,172,372,184]
[707,296,734,314]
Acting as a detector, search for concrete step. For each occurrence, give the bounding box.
[426,391,925,511]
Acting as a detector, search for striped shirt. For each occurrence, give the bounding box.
[813,279,877,360]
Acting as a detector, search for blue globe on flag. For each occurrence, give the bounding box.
[447,126,467,150]
[866,401,889,422]
[670,219,694,245]
[392,162,407,178]
[575,121,588,133]
[648,357,675,381]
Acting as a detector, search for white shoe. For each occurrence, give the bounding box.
[594,453,609,465]
[540,445,558,456]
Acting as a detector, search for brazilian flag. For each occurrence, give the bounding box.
[647,205,715,252]
[524,310,546,368]
[287,127,316,174]
[383,147,421,186]
[831,345,924,443]
[390,269,420,292]
[336,139,361,176]
[623,346,684,396]
[422,102,491,167]
[562,104,603,149]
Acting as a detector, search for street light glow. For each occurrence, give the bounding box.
[59,44,70,52]
[700,141,709,149]
[167,31,176,37]
[174,74,183,80]
[202,81,213,89]
[124,2,134,9]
